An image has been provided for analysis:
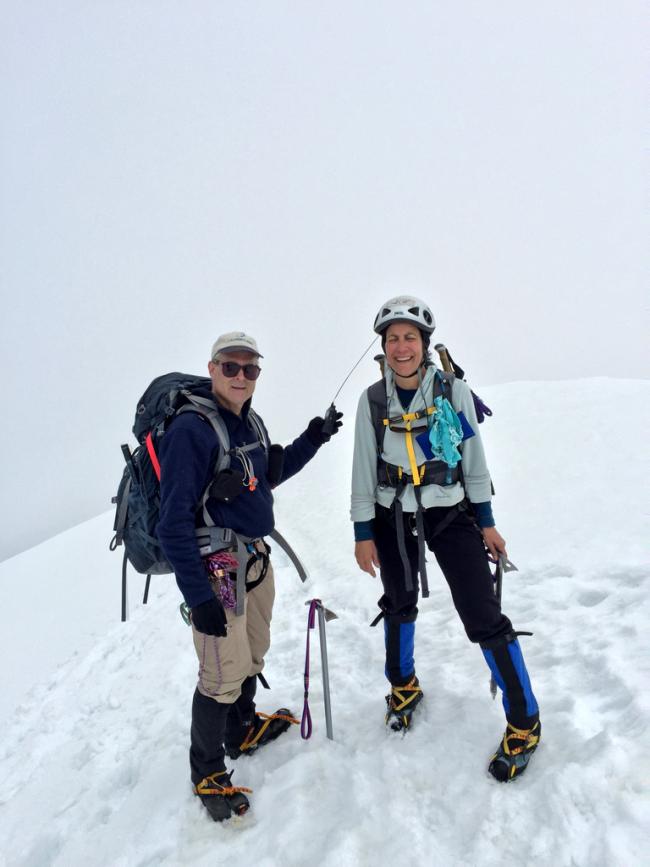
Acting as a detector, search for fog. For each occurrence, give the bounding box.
[1,1,647,561]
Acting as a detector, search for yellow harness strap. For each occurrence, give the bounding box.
[404,424,421,485]
[382,406,437,487]
[400,407,436,423]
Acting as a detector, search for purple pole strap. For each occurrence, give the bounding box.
[471,390,493,424]
[301,598,320,739]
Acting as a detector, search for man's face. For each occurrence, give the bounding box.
[384,322,424,377]
[208,350,260,414]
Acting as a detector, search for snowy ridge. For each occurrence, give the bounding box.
[1,379,649,866]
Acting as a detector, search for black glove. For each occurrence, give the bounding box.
[306,411,343,446]
[209,467,244,503]
[191,597,228,637]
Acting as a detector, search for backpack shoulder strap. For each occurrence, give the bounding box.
[366,379,388,454]
[248,408,270,454]
[177,394,231,472]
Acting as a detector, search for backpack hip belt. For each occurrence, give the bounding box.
[377,458,461,489]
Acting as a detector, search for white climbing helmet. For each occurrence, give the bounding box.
[373,295,435,335]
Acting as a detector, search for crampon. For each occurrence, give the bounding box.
[488,720,541,782]
[385,676,423,732]
[194,770,252,822]
[227,708,299,759]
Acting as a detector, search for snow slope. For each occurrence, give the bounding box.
[1,378,649,867]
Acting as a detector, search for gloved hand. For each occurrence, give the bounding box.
[191,597,228,637]
[209,467,244,503]
[306,411,343,446]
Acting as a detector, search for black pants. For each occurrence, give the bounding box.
[373,502,539,729]
[374,502,511,640]
[190,676,257,785]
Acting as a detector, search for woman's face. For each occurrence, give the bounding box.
[384,322,424,378]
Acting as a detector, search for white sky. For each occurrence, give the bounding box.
[1,1,648,561]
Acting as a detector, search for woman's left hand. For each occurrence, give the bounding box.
[482,526,507,561]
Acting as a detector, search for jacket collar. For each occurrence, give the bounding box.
[194,387,253,423]
[385,363,438,411]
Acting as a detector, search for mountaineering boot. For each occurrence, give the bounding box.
[226,709,300,759]
[488,720,541,782]
[194,770,252,822]
[385,676,423,732]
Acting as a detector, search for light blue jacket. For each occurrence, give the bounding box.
[350,365,493,522]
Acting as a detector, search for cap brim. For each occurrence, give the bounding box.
[218,344,263,357]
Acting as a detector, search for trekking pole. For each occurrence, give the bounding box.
[301,599,338,740]
[321,336,379,436]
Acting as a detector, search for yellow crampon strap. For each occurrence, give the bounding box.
[501,723,540,757]
[240,711,300,752]
[194,772,253,797]
[389,678,423,713]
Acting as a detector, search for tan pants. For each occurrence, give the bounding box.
[192,545,275,704]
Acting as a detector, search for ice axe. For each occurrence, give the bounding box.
[301,598,338,741]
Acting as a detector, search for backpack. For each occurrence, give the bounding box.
[110,372,268,618]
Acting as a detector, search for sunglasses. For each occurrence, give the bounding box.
[214,360,262,381]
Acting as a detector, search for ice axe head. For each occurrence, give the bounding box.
[304,599,338,621]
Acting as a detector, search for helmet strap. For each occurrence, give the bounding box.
[390,360,426,384]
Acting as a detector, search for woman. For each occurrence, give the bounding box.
[351,296,540,781]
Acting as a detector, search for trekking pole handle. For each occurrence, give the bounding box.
[434,343,454,374]
[321,403,339,437]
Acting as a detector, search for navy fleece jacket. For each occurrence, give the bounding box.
[157,390,319,607]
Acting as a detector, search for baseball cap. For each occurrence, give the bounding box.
[210,331,263,359]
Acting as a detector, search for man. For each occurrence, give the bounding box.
[351,297,540,782]
[157,331,342,821]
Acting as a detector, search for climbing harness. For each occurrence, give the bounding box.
[369,369,464,596]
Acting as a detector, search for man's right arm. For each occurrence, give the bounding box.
[157,417,216,608]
